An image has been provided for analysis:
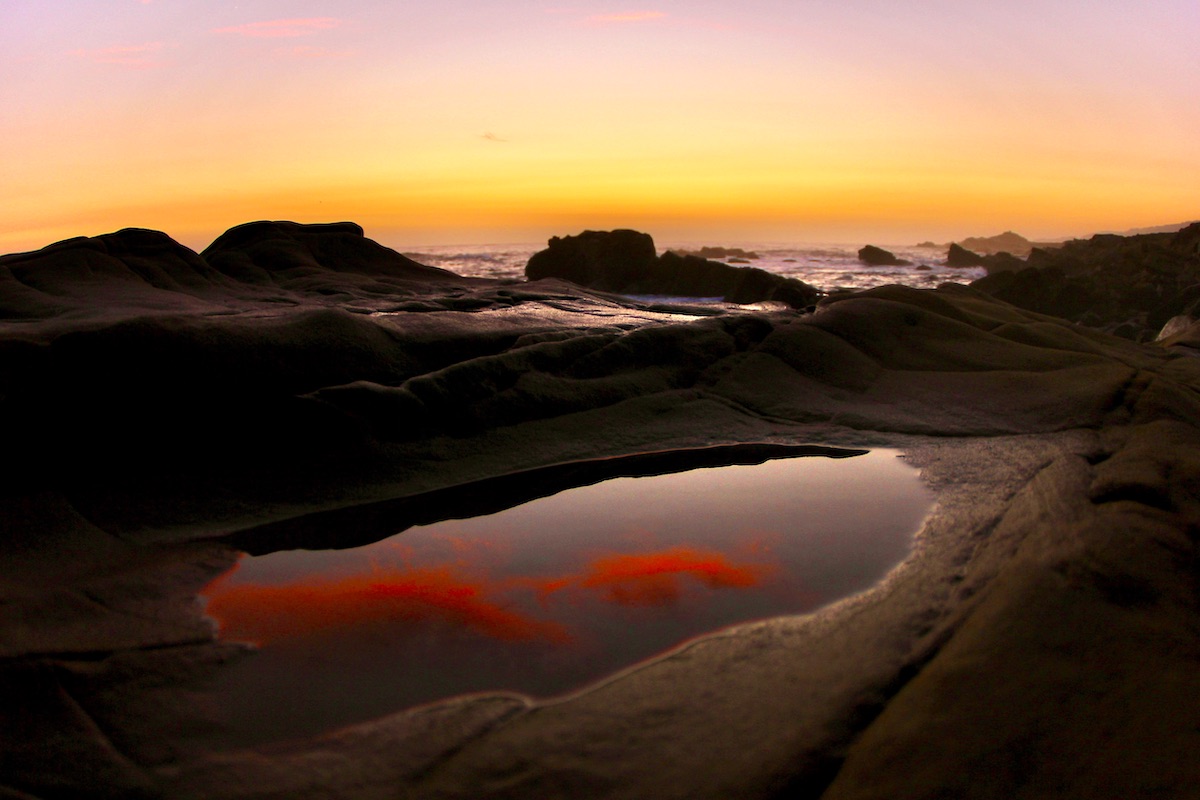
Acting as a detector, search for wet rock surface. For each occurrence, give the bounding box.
[4,222,1200,798]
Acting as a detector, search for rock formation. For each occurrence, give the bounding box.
[970,223,1200,340]
[857,244,910,266]
[957,230,1035,256]
[669,245,761,260]
[526,229,820,308]
[4,221,1200,799]
[946,242,986,267]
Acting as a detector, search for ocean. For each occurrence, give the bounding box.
[400,242,986,294]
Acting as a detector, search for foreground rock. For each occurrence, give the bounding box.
[4,221,1200,799]
[526,229,820,308]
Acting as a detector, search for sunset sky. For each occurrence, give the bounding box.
[3,0,1198,254]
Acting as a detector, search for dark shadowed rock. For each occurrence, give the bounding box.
[957,230,1035,256]
[970,227,1200,340]
[670,246,760,260]
[946,242,986,268]
[978,251,1027,274]
[857,245,910,266]
[0,228,236,319]
[970,267,1099,324]
[202,220,462,286]
[1171,221,1200,255]
[524,229,658,290]
[525,230,819,308]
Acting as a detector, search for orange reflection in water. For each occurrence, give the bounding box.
[204,564,572,645]
[204,541,778,648]
[535,546,773,607]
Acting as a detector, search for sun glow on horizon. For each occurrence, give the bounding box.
[2,1,1197,254]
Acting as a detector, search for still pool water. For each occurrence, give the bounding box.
[200,448,933,747]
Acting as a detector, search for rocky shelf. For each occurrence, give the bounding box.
[3,222,1200,799]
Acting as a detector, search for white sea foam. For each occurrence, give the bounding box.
[402,242,985,293]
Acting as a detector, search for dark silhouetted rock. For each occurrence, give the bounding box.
[978,251,1027,274]
[0,228,237,319]
[971,267,1099,325]
[857,245,910,266]
[946,243,986,268]
[202,220,461,286]
[958,231,1035,256]
[525,229,658,290]
[670,246,760,260]
[526,230,819,308]
[970,226,1200,340]
[1172,221,1200,255]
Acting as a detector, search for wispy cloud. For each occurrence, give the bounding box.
[276,45,353,60]
[72,42,172,69]
[587,10,667,23]
[482,132,509,143]
[212,18,342,39]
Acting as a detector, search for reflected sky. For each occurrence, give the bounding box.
[200,449,932,747]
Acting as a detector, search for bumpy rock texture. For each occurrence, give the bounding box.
[4,222,1200,799]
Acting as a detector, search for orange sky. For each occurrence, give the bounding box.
[3,1,1198,254]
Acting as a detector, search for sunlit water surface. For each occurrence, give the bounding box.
[201,449,933,747]
[402,242,983,292]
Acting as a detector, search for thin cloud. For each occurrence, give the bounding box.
[587,10,667,23]
[277,45,353,60]
[482,132,509,143]
[71,42,172,69]
[212,18,342,39]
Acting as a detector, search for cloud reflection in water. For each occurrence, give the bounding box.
[197,450,932,748]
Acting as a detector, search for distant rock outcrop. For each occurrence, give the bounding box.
[946,243,986,268]
[957,231,1035,257]
[857,245,910,267]
[970,223,1200,340]
[526,230,820,308]
[669,246,760,261]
